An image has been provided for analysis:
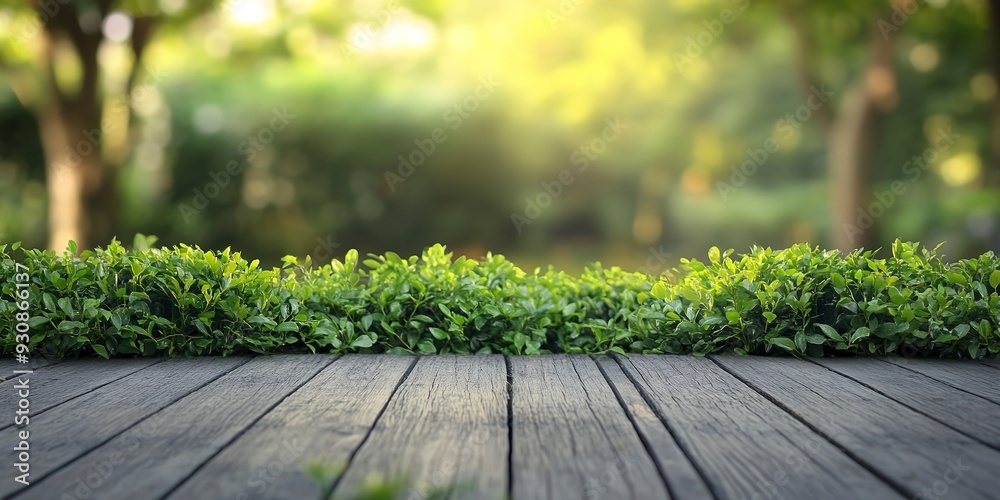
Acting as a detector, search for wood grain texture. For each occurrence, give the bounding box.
[6,354,997,500]
[593,356,712,500]
[18,354,335,500]
[2,357,248,498]
[979,359,1000,369]
[621,355,900,500]
[715,354,1000,499]
[884,357,1000,405]
[814,358,1000,449]
[0,357,60,383]
[0,358,159,431]
[509,355,667,500]
[167,355,413,500]
[333,355,508,500]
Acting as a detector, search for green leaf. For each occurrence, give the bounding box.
[247,315,277,327]
[57,320,87,332]
[850,327,871,343]
[428,327,450,340]
[968,344,980,359]
[794,331,807,352]
[946,272,967,285]
[804,334,826,345]
[725,311,740,324]
[275,322,299,333]
[767,337,796,352]
[350,336,374,349]
[762,312,777,323]
[707,246,721,264]
[953,324,970,338]
[412,314,434,324]
[92,345,109,359]
[831,273,847,290]
[57,297,73,316]
[990,270,1000,289]
[42,293,56,313]
[27,316,49,328]
[816,324,843,342]
[650,282,668,300]
[417,339,437,353]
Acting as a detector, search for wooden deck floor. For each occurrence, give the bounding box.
[3,354,999,500]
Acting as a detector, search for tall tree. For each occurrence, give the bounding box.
[0,0,207,251]
[780,1,896,252]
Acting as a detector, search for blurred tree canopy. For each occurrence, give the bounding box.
[0,0,998,270]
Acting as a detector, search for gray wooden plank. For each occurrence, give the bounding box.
[884,357,1000,405]
[0,357,61,383]
[594,356,712,500]
[0,358,159,431]
[621,355,901,500]
[980,359,1000,369]
[1,356,248,498]
[813,358,1000,449]
[715,354,1000,499]
[510,355,667,500]
[167,355,413,500]
[333,355,508,500]
[18,354,336,500]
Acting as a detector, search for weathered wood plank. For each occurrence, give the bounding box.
[980,359,1000,369]
[621,355,900,500]
[0,357,60,383]
[167,355,413,500]
[814,358,1000,449]
[593,356,711,500]
[333,355,508,500]
[509,355,667,500]
[884,357,1000,405]
[18,354,335,500]
[0,358,159,431]
[715,355,1000,499]
[1,356,248,498]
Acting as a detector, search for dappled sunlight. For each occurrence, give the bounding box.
[0,0,997,268]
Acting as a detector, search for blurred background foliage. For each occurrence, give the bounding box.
[0,0,998,272]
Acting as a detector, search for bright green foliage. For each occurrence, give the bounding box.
[305,460,473,500]
[1,240,998,359]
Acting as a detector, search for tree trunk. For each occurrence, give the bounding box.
[987,0,1000,189]
[828,82,880,252]
[39,106,88,252]
[37,9,107,253]
[830,24,894,252]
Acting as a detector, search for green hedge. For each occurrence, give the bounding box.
[1,239,998,358]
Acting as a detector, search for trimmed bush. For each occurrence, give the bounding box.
[1,239,998,359]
